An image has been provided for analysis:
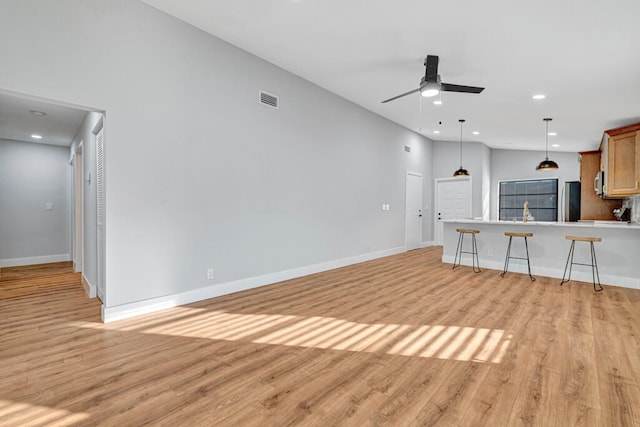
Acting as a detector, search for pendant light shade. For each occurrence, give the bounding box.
[453,119,469,177]
[536,118,559,171]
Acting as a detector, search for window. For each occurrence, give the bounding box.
[499,179,558,221]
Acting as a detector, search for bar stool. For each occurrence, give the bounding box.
[500,232,535,281]
[452,228,481,273]
[560,235,603,292]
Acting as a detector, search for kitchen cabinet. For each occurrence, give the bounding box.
[600,123,640,197]
[579,150,621,220]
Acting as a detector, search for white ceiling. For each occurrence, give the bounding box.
[0,92,86,147]
[141,0,640,153]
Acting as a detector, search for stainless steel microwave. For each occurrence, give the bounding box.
[594,170,604,195]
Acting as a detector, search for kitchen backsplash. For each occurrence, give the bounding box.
[630,195,640,224]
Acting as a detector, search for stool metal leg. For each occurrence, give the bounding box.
[524,237,535,281]
[452,232,463,270]
[560,240,576,286]
[471,233,481,273]
[500,236,512,278]
[500,236,534,280]
[452,231,481,272]
[590,241,603,292]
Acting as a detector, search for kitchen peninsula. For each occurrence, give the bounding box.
[442,219,640,289]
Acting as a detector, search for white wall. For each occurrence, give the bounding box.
[433,140,491,219]
[490,149,580,220]
[0,139,71,266]
[0,1,432,313]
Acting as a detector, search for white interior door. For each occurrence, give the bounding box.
[95,123,105,302]
[405,172,423,250]
[435,177,472,245]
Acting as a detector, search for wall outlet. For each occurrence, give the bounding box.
[206,268,214,280]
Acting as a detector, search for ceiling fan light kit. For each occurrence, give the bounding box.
[536,118,559,171]
[454,119,470,177]
[420,81,440,97]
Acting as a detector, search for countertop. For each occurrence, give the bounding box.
[443,219,640,229]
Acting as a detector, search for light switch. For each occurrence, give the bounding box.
[46,203,53,211]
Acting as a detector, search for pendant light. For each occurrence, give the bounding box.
[536,118,559,171]
[453,119,469,177]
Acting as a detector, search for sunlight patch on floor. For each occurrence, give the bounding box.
[0,399,90,426]
[78,307,511,363]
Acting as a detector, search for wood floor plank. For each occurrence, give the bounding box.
[2,248,640,426]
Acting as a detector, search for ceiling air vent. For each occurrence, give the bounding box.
[259,91,279,109]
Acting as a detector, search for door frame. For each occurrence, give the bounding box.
[72,141,84,274]
[405,171,423,250]
[434,176,472,245]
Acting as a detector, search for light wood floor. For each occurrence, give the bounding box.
[1,248,640,426]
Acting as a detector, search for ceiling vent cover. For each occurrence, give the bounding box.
[259,91,279,109]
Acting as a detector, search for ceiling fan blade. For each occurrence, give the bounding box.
[424,55,439,82]
[441,83,485,94]
[381,87,420,103]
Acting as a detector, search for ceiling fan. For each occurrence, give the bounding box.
[381,55,484,103]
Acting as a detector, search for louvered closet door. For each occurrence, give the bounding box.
[96,125,105,302]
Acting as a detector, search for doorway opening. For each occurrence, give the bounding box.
[0,88,106,305]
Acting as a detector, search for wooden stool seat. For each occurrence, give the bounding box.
[504,232,533,238]
[565,235,601,243]
[500,231,535,281]
[456,228,480,234]
[561,235,603,292]
[453,229,481,273]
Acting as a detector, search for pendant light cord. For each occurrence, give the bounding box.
[545,119,549,159]
[459,119,465,167]
[544,117,552,160]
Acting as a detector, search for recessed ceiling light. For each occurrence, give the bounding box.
[30,110,47,117]
[472,131,479,135]
[433,100,442,105]
[551,144,560,148]
[548,132,557,136]
[31,134,43,139]
[532,94,546,100]
[433,130,440,134]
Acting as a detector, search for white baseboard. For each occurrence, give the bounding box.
[102,246,407,323]
[0,253,71,268]
[441,255,640,290]
[421,241,435,248]
[82,274,97,298]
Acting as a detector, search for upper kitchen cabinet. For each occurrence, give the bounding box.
[600,123,640,197]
